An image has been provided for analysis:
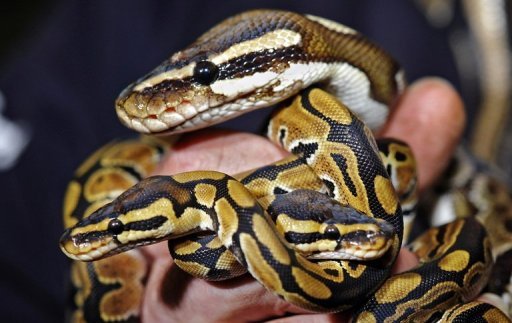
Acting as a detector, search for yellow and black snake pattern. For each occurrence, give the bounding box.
[61,137,168,322]
[59,9,511,322]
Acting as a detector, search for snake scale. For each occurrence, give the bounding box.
[59,10,511,322]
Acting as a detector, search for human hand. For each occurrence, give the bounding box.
[140,77,466,322]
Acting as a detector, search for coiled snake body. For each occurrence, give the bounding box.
[59,10,511,322]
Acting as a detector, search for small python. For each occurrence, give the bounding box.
[59,10,511,322]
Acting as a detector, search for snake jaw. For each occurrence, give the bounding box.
[59,225,117,262]
[116,83,267,135]
[59,233,118,262]
[305,238,394,261]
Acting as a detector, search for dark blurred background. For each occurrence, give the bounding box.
[0,1,509,322]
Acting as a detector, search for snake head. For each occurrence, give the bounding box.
[270,190,395,261]
[60,176,182,261]
[60,202,125,261]
[309,208,395,261]
[115,10,312,134]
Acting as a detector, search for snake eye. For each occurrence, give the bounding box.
[193,61,219,85]
[324,225,340,240]
[108,219,124,235]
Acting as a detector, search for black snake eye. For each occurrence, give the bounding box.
[108,219,124,235]
[193,61,219,85]
[324,225,340,240]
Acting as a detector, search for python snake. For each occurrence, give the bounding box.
[59,10,511,322]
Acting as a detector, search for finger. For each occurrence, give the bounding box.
[142,257,312,322]
[142,245,419,322]
[379,77,466,191]
[153,129,288,176]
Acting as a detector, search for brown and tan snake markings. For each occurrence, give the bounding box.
[60,9,511,322]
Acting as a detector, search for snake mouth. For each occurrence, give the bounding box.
[59,227,118,261]
[306,238,394,261]
[115,96,194,134]
[59,226,161,261]
[115,86,270,135]
[116,100,231,135]
[59,239,118,262]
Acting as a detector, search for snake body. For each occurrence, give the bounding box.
[60,9,510,322]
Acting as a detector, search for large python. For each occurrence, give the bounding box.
[59,10,511,322]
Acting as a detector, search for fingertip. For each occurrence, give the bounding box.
[407,77,466,137]
[380,77,466,191]
[153,129,288,176]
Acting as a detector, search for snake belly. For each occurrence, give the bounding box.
[59,9,510,322]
